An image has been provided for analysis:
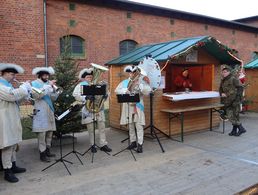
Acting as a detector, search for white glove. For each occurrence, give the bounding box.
[117,88,128,94]
[43,84,53,95]
[20,82,32,94]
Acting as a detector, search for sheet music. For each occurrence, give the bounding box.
[56,109,71,121]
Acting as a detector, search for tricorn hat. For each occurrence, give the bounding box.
[32,66,55,75]
[124,65,147,76]
[79,68,94,79]
[0,63,24,74]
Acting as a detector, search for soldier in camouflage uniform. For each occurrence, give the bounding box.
[219,65,246,136]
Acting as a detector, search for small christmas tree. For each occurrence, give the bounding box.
[53,36,82,135]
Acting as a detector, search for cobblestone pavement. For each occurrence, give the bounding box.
[1,112,258,195]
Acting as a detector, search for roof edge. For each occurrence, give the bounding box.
[75,0,258,33]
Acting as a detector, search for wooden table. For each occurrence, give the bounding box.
[161,103,225,142]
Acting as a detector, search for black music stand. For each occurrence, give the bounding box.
[42,104,84,175]
[80,85,110,163]
[113,93,140,161]
[61,104,84,165]
[144,91,165,153]
[42,120,73,175]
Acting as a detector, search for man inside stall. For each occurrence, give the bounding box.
[174,68,193,92]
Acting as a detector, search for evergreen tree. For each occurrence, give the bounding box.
[53,36,82,135]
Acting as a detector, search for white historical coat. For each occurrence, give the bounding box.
[32,79,58,132]
[0,78,28,149]
[115,75,151,125]
[72,81,105,125]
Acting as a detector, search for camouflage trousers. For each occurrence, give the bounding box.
[225,104,241,126]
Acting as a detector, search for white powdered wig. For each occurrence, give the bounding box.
[0,63,24,73]
[32,66,55,75]
[79,68,94,79]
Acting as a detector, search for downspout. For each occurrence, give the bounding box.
[43,0,48,67]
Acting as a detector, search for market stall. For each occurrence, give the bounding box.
[106,36,242,136]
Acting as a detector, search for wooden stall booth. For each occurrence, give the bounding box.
[106,36,242,140]
[244,58,258,111]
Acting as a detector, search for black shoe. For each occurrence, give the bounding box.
[100,145,112,152]
[40,151,51,162]
[127,141,137,149]
[11,162,26,173]
[46,148,56,157]
[137,144,143,153]
[91,146,97,153]
[228,125,237,136]
[4,169,19,183]
[236,124,247,136]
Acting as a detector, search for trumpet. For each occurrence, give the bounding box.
[13,79,37,101]
[52,84,63,95]
[13,79,46,96]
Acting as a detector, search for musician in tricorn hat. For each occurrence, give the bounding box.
[72,67,112,153]
[31,67,59,162]
[0,63,31,183]
[115,65,151,153]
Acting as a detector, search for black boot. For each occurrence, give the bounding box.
[127,141,137,149]
[236,124,247,136]
[46,148,56,157]
[11,162,26,173]
[100,145,112,152]
[4,168,19,183]
[228,125,237,136]
[40,151,51,162]
[137,144,143,153]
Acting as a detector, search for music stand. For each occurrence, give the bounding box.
[42,120,73,175]
[144,91,165,153]
[113,93,140,161]
[80,85,110,163]
[61,104,84,165]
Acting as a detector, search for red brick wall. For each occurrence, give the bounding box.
[46,1,257,68]
[0,0,45,81]
[1,0,258,79]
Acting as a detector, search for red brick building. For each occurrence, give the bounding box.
[1,0,258,80]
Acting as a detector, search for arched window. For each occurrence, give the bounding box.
[60,35,85,57]
[119,40,138,55]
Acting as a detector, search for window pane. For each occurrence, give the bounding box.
[60,35,85,57]
[71,36,83,54]
[119,40,137,55]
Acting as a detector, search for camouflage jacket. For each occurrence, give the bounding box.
[219,73,243,107]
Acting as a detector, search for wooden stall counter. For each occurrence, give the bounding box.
[162,91,220,101]
[154,90,223,141]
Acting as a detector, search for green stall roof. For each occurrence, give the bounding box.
[244,58,258,69]
[106,36,241,66]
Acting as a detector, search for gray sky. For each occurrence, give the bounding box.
[128,0,258,20]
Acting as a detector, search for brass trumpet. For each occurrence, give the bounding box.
[13,79,45,95]
[13,79,36,101]
[52,84,63,95]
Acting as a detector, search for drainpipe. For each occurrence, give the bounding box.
[43,0,48,67]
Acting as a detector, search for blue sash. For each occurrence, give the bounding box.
[32,80,54,112]
[0,78,13,88]
[0,78,19,107]
[80,81,89,86]
[121,79,144,111]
